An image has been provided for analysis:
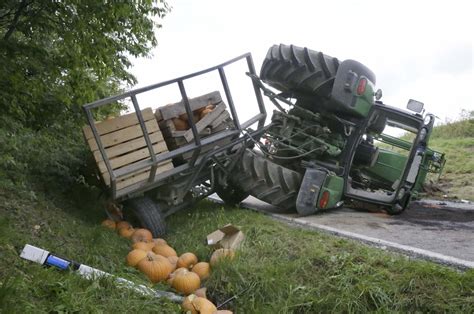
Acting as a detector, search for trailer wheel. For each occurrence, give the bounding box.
[235,149,303,211]
[124,196,166,237]
[260,44,340,96]
[215,183,249,206]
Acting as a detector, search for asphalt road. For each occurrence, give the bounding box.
[212,195,474,268]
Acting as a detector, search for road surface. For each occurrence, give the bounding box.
[211,195,474,269]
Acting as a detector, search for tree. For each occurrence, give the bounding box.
[0,0,169,129]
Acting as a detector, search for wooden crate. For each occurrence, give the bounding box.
[155,91,234,163]
[83,108,174,192]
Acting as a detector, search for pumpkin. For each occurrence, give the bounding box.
[132,241,155,251]
[101,219,116,230]
[152,244,177,257]
[137,252,173,283]
[182,294,198,314]
[126,249,148,267]
[194,287,207,299]
[177,252,198,269]
[181,294,217,314]
[178,112,189,121]
[191,262,210,280]
[173,117,188,131]
[199,108,212,120]
[171,268,201,295]
[210,249,235,266]
[168,255,178,270]
[167,267,187,285]
[152,238,167,246]
[131,228,153,243]
[118,226,135,238]
[116,221,132,230]
[179,112,200,123]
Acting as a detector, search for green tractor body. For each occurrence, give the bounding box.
[239,44,445,215]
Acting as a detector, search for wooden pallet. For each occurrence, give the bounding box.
[156,91,234,163]
[83,108,173,192]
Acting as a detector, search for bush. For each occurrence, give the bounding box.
[431,110,474,139]
[0,116,94,194]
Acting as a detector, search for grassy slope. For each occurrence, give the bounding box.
[1,186,473,312]
[425,116,474,200]
[1,115,473,312]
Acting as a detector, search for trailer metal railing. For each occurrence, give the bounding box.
[83,53,266,200]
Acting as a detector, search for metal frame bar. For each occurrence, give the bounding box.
[82,53,266,201]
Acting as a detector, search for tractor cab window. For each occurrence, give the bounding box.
[347,108,421,202]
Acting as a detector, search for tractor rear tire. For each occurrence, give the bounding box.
[124,196,166,237]
[260,44,340,96]
[235,149,303,211]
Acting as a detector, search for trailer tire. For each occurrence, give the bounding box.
[235,149,303,211]
[260,44,340,96]
[124,196,166,237]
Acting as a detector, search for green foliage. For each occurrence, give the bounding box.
[431,110,474,139]
[421,111,474,200]
[0,116,96,195]
[0,0,169,129]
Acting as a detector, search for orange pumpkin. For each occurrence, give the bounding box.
[152,244,177,257]
[191,262,210,280]
[132,241,155,251]
[101,219,116,230]
[168,255,178,271]
[167,267,188,285]
[181,294,217,314]
[131,228,153,243]
[210,249,235,266]
[199,108,212,120]
[182,294,198,314]
[118,226,135,238]
[116,221,132,230]
[126,249,148,267]
[137,252,173,283]
[194,287,207,299]
[173,117,188,131]
[171,268,201,295]
[177,252,198,269]
[152,238,167,246]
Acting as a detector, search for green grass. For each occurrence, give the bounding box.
[425,117,474,200]
[0,113,472,312]
[1,185,473,313]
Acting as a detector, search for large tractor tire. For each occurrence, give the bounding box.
[123,196,166,237]
[260,44,340,96]
[235,149,303,211]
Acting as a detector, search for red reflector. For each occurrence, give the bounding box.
[319,191,330,209]
[357,78,367,95]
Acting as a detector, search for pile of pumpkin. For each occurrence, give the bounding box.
[102,219,234,314]
[172,104,215,131]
